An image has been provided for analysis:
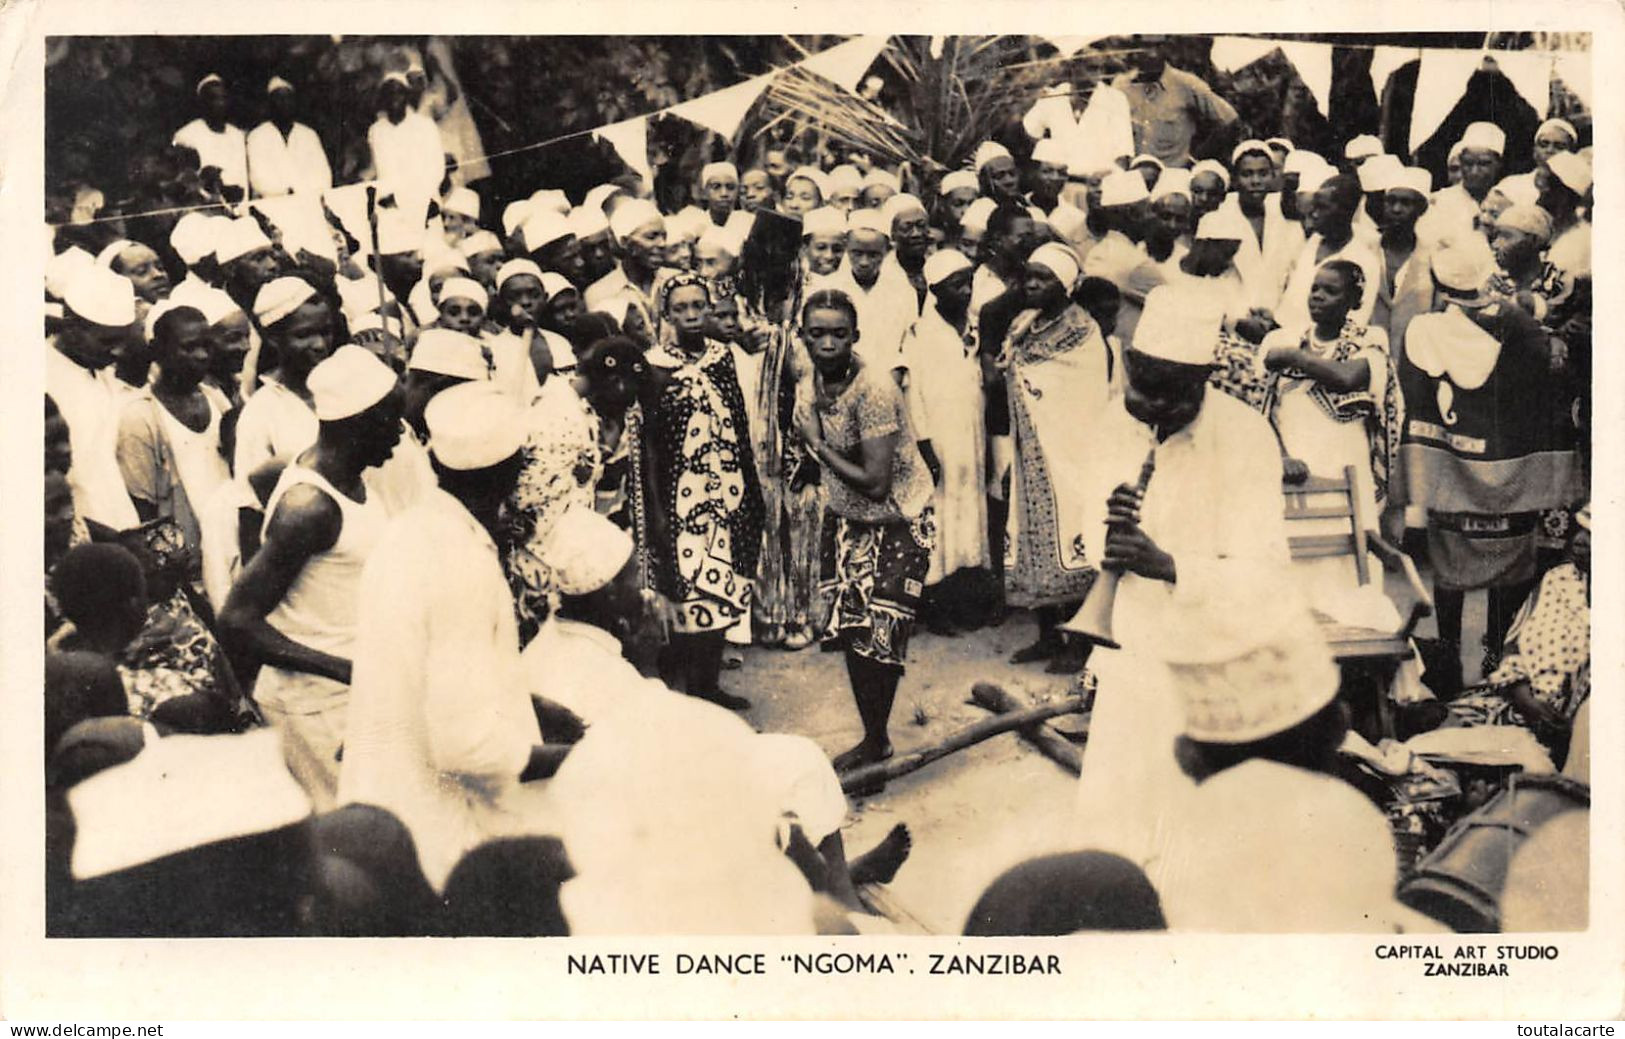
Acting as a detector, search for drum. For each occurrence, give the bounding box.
[1398,773,1590,932]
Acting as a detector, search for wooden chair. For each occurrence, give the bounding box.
[1284,465,1433,737]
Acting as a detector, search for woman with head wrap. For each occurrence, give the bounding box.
[643,273,765,710]
[998,242,1113,671]
[1486,204,1572,326]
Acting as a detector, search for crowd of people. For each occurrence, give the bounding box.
[42,37,1591,936]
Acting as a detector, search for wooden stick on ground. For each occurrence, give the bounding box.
[969,681,1086,776]
[837,690,1088,794]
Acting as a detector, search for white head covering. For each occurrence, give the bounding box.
[1298,163,1336,195]
[308,344,399,421]
[1265,136,1295,155]
[408,327,488,380]
[1384,167,1433,199]
[801,206,847,239]
[442,186,481,221]
[1100,169,1150,207]
[1129,153,1165,170]
[495,258,543,289]
[699,161,740,187]
[1231,139,1274,166]
[1431,239,1496,295]
[787,166,829,199]
[1356,153,1404,193]
[66,729,311,881]
[375,208,424,256]
[1028,242,1080,290]
[570,204,611,239]
[457,229,504,259]
[195,72,225,95]
[1133,284,1223,366]
[939,170,979,196]
[425,381,526,470]
[187,284,242,325]
[520,210,574,252]
[141,298,199,345]
[252,276,318,327]
[1495,204,1554,244]
[862,168,900,193]
[1166,596,1338,744]
[46,246,96,301]
[1150,168,1193,201]
[583,183,625,213]
[169,212,223,266]
[438,276,488,308]
[1190,159,1230,190]
[501,200,533,238]
[826,165,863,195]
[1047,201,1090,244]
[545,506,635,596]
[63,265,137,327]
[959,196,998,234]
[1031,139,1068,166]
[923,249,973,287]
[1458,121,1507,156]
[1535,118,1579,146]
[607,198,664,241]
[1491,175,1540,208]
[266,75,294,95]
[1194,206,1249,242]
[695,223,740,258]
[846,209,890,239]
[1448,140,1466,164]
[539,272,576,299]
[1343,134,1384,162]
[1546,151,1592,196]
[215,218,273,265]
[1282,148,1330,178]
[883,193,927,227]
[973,141,1013,171]
[529,189,570,215]
[422,249,470,280]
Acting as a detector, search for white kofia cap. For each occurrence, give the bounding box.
[425,381,527,470]
[63,265,136,327]
[544,506,635,596]
[408,327,489,380]
[253,276,319,327]
[923,248,973,287]
[1132,284,1224,366]
[308,343,399,420]
[1100,168,1150,207]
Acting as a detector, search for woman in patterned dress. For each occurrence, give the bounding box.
[1448,504,1590,766]
[794,289,935,779]
[999,243,1113,672]
[644,273,765,710]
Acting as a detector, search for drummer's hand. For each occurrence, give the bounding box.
[1102,523,1176,584]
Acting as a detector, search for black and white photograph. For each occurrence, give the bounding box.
[5,2,1620,1022]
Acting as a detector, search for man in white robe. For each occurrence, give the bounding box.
[1070,284,1290,873]
[246,76,334,199]
[339,383,566,893]
[172,73,248,201]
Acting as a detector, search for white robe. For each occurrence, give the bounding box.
[1218,192,1305,317]
[899,305,987,581]
[246,121,333,198]
[339,489,552,893]
[1072,389,1290,871]
[47,347,139,530]
[172,119,249,194]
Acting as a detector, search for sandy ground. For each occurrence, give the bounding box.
[726,558,1488,936]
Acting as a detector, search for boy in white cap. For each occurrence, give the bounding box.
[1370,166,1435,370]
[1082,169,1163,347]
[897,249,987,629]
[1069,284,1289,868]
[1217,140,1304,320]
[340,382,567,893]
[233,276,332,478]
[172,73,248,202]
[831,209,919,371]
[570,203,619,287]
[439,185,483,244]
[220,346,404,810]
[1027,139,1070,213]
[860,168,900,211]
[247,76,333,199]
[799,206,849,284]
[49,267,143,531]
[520,209,586,288]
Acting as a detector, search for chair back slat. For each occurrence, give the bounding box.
[1283,465,1371,585]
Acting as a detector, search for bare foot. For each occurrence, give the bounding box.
[849,823,912,886]
[832,740,893,774]
[1009,636,1060,664]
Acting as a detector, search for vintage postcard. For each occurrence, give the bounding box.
[1,0,1620,1022]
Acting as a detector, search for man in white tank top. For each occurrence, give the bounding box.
[220,346,404,810]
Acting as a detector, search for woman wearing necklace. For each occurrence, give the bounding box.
[645,274,764,711]
[794,289,935,779]
[1000,243,1114,673]
[1259,259,1399,523]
